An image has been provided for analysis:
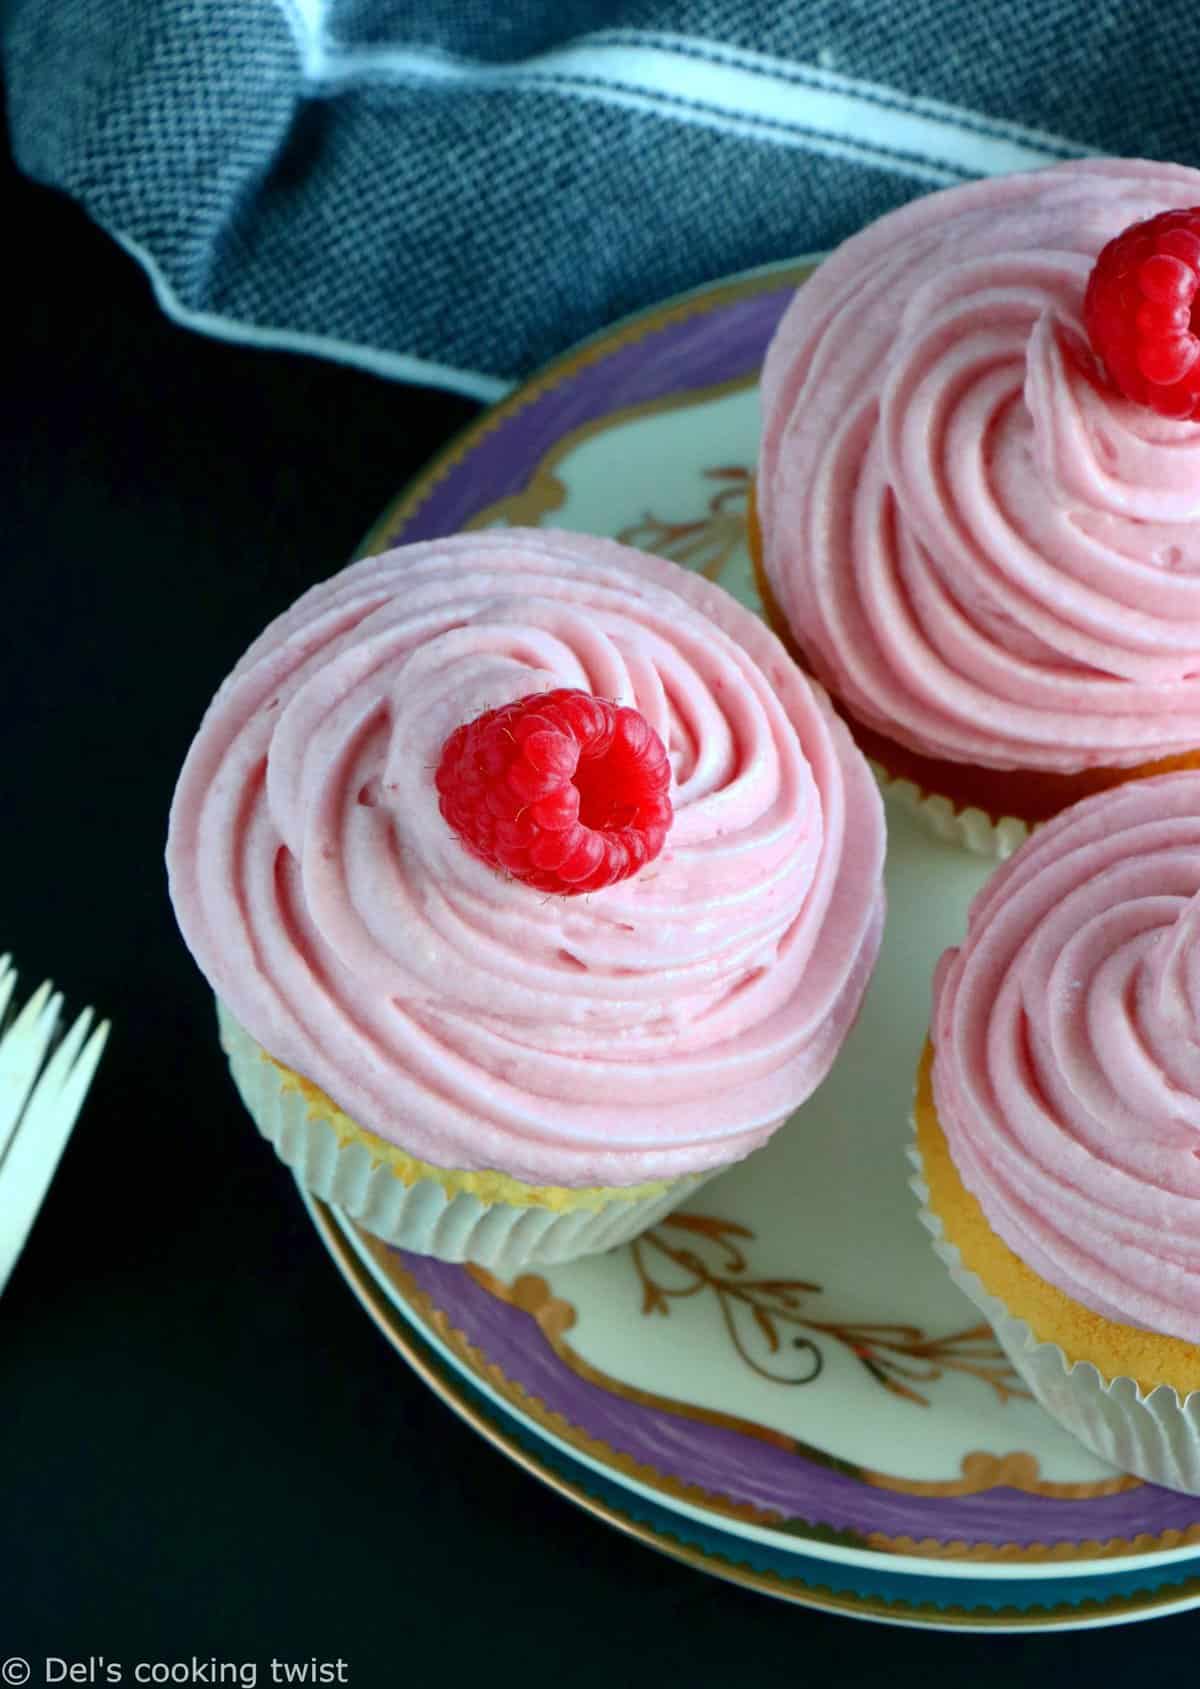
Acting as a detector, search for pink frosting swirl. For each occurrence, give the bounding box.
[167,531,885,1186]
[760,159,1200,774]
[933,772,1200,1340]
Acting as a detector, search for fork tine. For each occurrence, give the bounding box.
[46,1016,109,1118]
[0,982,62,1155]
[0,1009,110,1291]
[0,961,18,1029]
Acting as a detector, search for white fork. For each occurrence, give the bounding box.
[0,954,110,1294]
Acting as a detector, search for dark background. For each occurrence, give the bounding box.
[4,111,1197,1680]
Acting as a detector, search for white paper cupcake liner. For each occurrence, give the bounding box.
[217,1001,711,1275]
[869,761,1030,861]
[907,1136,1200,1495]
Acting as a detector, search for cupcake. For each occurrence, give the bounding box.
[167,529,886,1272]
[754,158,1200,856]
[913,771,1200,1491]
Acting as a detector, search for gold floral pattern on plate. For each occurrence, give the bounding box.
[631,1213,1027,1406]
[615,465,752,580]
[460,384,757,539]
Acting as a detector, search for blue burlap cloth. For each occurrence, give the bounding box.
[6,1,1200,398]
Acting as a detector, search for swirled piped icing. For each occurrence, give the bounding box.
[759,158,1200,774]
[932,772,1200,1340]
[167,530,886,1186]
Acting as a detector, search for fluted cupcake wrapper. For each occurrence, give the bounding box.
[218,1001,711,1275]
[907,1137,1200,1496]
[870,761,1030,862]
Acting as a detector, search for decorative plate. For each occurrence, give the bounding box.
[307,261,1200,1627]
[306,1191,1200,1631]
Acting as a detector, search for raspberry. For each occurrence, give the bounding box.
[1083,207,1200,418]
[434,688,673,895]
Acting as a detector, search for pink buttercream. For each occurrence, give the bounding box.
[759,158,1200,774]
[932,772,1200,1341]
[167,530,885,1186]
